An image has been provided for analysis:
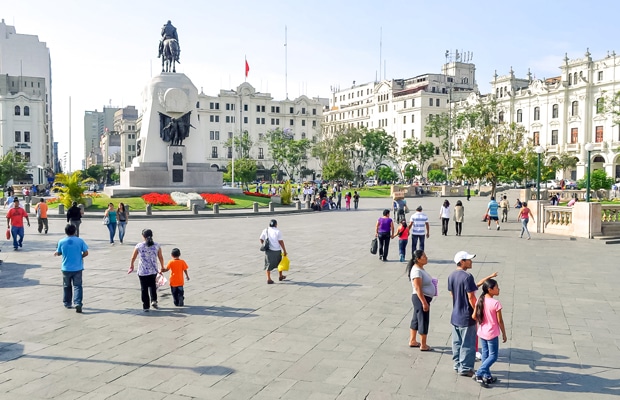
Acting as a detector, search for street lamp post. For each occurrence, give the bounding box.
[535,146,545,201]
[584,143,595,202]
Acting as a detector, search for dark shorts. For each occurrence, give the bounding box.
[488,216,498,221]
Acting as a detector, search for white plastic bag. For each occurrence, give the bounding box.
[156,273,168,290]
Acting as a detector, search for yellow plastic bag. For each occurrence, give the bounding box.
[278,255,290,272]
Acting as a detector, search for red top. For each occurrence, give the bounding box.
[520,207,532,219]
[397,226,410,239]
[165,259,188,287]
[7,207,28,227]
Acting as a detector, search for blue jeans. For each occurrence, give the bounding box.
[476,336,499,378]
[398,239,408,259]
[171,286,185,306]
[118,221,127,243]
[452,324,477,373]
[10,226,24,249]
[411,234,425,253]
[107,222,117,243]
[62,270,83,307]
[520,218,530,238]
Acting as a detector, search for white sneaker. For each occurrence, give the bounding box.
[487,226,490,230]
[476,351,482,361]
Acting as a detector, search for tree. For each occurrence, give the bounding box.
[577,169,614,191]
[377,166,398,183]
[425,112,451,164]
[366,169,375,179]
[361,129,397,172]
[84,165,104,183]
[403,164,420,180]
[224,130,254,159]
[399,139,435,178]
[54,171,96,208]
[265,128,312,181]
[322,153,354,181]
[0,151,29,187]
[223,158,257,184]
[427,169,447,183]
[550,152,578,178]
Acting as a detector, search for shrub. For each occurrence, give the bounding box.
[243,191,272,198]
[141,193,175,205]
[200,193,235,205]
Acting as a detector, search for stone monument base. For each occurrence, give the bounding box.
[103,185,242,198]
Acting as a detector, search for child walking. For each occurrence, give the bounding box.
[160,248,190,306]
[473,278,507,387]
[345,192,352,210]
[392,220,410,262]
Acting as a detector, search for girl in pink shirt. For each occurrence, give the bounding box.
[472,278,507,387]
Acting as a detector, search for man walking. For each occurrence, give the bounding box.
[407,205,430,252]
[448,251,497,377]
[6,197,30,250]
[66,201,83,237]
[54,224,89,313]
[486,196,500,230]
[499,195,509,223]
[34,198,49,234]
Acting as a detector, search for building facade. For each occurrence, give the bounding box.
[0,20,55,183]
[113,106,138,171]
[83,106,119,168]
[455,50,620,181]
[196,82,327,180]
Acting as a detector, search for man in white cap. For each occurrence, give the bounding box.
[448,251,497,377]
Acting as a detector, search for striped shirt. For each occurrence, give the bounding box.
[409,212,428,235]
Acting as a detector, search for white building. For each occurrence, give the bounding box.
[322,61,477,174]
[83,106,119,168]
[196,82,327,181]
[0,20,54,183]
[455,50,620,181]
[113,106,138,171]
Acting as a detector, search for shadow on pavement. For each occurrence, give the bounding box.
[286,281,361,288]
[0,262,40,288]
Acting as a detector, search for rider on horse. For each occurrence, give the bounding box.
[159,20,180,62]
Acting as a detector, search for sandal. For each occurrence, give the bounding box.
[409,343,421,348]
[420,346,433,352]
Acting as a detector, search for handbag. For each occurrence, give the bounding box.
[5,228,10,240]
[370,238,378,254]
[103,216,109,225]
[278,255,290,271]
[259,229,270,251]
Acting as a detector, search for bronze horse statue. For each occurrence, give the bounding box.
[159,38,180,73]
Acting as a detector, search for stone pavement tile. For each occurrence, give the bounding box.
[211,379,265,399]
[160,395,195,400]
[175,383,230,399]
[250,377,297,399]
[0,368,47,392]
[106,387,168,400]
[334,386,371,400]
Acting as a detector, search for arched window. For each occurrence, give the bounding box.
[534,107,540,121]
[301,132,306,139]
[552,104,559,118]
[14,106,20,116]
[516,109,522,122]
[596,98,604,114]
[24,106,30,116]
[573,72,578,84]
[572,101,579,116]
[498,111,504,123]
[568,74,572,85]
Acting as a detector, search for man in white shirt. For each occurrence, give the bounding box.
[407,206,430,252]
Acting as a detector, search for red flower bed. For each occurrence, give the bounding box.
[243,191,272,198]
[142,193,175,205]
[200,193,235,205]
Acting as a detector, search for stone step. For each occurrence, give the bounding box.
[593,235,620,244]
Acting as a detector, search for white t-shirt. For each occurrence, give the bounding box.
[259,227,283,251]
[409,212,428,235]
[410,266,435,296]
[440,205,450,218]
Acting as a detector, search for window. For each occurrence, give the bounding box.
[411,129,415,136]
[403,130,406,138]
[226,103,231,110]
[215,131,220,140]
[533,131,540,145]
[568,74,572,85]
[552,104,559,118]
[403,116,407,123]
[551,130,558,145]
[533,107,540,121]
[411,114,415,123]
[572,101,579,116]
[256,117,260,124]
[598,71,604,81]
[228,132,233,139]
[573,72,578,84]
[403,100,407,108]
[24,131,30,142]
[289,119,294,126]
[301,132,306,139]
[243,117,248,124]
[429,98,433,106]
[227,147,233,158]
[15,131,21,142]
[516,109,522,122]
[261,118,265,124]
[256,105,261,112]
[412,99,415,107]
[312,108,316,115]
[244,104,248,112]
[261,106,265,112]
[436,99,440,107]
[312,120,316,128]
[14,106,20,116]
[271,118,275,125]
[276,118,280,125]
[271,106,275,113]
[428,114,433,121]
[211,147,218,158]
[226,116,231,123]
[24,152,30,162]
[596,98,604,114]
[302,120,306,127]
[596,126,603,142]
[571,128,578,144]
[289,107,294,113]
[258,148,264,159]
[498,111,504,123]
[302,108,306,114]
[209,115,214,122]
[24,106,30,116]
[258,133,264,140]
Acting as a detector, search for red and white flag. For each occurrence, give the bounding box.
[245,58,250,78]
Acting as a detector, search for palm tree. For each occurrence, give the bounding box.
[54,171,96,208]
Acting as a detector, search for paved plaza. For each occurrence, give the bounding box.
[0,196,618,399]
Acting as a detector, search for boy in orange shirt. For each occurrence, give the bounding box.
[160,248,190,306]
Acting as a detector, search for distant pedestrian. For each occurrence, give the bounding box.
[517,201,535,240]
[407,250,435,351]
[392,220,410,262]
[34,198,49,234]
[375,209,394,261]
[128,229,165,312]
[439,199,450,236]
[66,201,83,237]
[161,247,190,306]
[7,197,30,250]
[473,278,507,387]
[486,197,500,230]
[259,219,288,284]
[104,203,117,245]
[336,188,342,210]
[466,184,471,201]
[454,200,464,236]
[513,199,522,209]
[345,192,352,210]
[407,206,430,252]
[499,196,509,222]
[54,224,88,313]
[353,191,360,210]
[117,202,129,244]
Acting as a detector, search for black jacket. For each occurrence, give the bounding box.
[66,206,82,222]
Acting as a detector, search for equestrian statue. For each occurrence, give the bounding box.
[158,20,181,73]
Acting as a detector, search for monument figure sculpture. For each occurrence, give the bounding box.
[158,20,180,73]
[159,111,195,146]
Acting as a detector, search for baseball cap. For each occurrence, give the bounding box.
[454,251,476,264]
[416,205,423,211]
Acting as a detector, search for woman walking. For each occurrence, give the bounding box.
[407,250,435,351]
[375,209,394,261]
[439,200,451,235]
[128,229,165,311]
[104,203,117,245]
[454,200,464,236]
[259,219,288,284]
[517,201,535,240]
[117,203,129,244]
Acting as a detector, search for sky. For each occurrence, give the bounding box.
[3,0,620,170]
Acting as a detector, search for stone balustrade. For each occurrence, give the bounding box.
[544,206,573,227]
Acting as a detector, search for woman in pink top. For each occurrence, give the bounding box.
[472,279,507,387]
[517,201,535,240]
